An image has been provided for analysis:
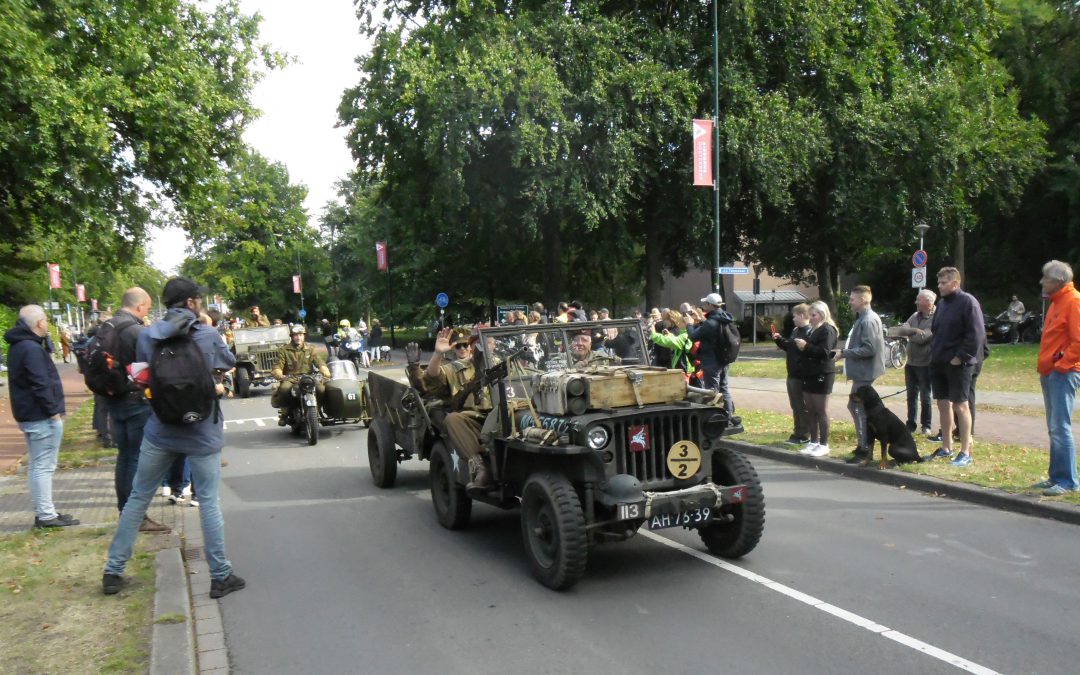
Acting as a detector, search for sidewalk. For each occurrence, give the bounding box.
[0,361,92,473]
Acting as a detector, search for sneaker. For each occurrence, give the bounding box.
[168,493,185,505]
[139,516,172,533]
[928,431,943,442]
[1031,479,1055,489]
[798,442,818,455]
[209,573,246,599]
[181,485,192,497]
[784,435,804,446]
[921,427,932,437]
[161,486,172,498]
[949,453,973,467]
[809,444,831,457]
[925,447,953,461]
[102,573,127,595]
[844,447,870,464]
[189,496,199,507]
[1042,484,1076,496]
[33,513,80,529]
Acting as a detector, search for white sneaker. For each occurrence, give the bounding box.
[161,486,171,497]
[809,444,831,457]
[181,485,192,497]
[799,442,818,455]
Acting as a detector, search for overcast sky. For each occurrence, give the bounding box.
[149,0,368,273]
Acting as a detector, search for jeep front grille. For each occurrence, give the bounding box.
[256,351,277,372]
[610,413,702,488]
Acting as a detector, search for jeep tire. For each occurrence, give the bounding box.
[699,448,764,558]
[235,367,251,398]
[520,472,588,590]
[368,420,397,488]
[430,442,471,529]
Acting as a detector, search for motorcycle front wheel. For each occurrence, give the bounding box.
[305,404,318,445]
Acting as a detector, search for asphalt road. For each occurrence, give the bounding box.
[213,384,1080,675]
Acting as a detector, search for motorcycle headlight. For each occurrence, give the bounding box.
[586,426,610,450]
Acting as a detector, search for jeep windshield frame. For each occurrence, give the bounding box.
[233,325,291,346]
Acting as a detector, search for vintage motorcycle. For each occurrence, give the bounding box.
[281,359,369,446]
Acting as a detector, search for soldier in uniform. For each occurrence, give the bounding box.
[569,332,619,369]
[424,327,495,489]
[271,324,331,425]
[248,305,270,327]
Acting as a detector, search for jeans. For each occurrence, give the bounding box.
[107,399,152,512]
[106,441,232,580]
[1041,371,1080,491]
[785,376,809,439]
[847,379,874,449]
[702,363,734,415]
[20,418,63,520]
[905,364,932,429]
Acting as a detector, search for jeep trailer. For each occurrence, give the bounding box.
[364,320,765,590]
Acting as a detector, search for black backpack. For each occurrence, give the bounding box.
[148,328,217,425]
[83,315,140,398]
[712,318,742,365]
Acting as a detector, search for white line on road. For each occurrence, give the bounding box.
[223,417,277,430]
[640,530,1000,675]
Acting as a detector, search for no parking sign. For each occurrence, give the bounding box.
[912,267,927,289]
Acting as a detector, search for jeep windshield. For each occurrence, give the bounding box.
[477,319,649,379]
[233,325,290,345]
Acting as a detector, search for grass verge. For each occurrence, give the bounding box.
[733,343,1042,393]
[0,526,166,674]
[736,408,1080,506]
[58,400,116,469]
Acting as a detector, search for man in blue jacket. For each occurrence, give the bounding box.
[103,277,245,598]
[5,305,80,528]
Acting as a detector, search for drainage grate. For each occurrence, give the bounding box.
[182,547,203,561]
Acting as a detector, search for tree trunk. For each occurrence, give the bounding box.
[541,215,562,312]
[815,249,837,315]
[643,225,663,311]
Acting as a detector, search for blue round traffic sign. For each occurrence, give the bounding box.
[435,293,449,308]
[297,308,307,319]
[912,250,928,268]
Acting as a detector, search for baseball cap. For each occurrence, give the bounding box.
[700,292,723,306]
[162,277,208,307]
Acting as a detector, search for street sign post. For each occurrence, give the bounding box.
[718,267,750,275]
[435,293,449,309]
[298,308,307,319]
[912,267,927,288]
[912,250,928,268]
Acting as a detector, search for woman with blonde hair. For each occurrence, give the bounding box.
[794,301,839,457]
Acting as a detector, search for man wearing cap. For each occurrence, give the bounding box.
[424,327,495,489]
[103,277,245,599]
[686,292,737,415]
[271,324,331,425]
[248,305,270,327]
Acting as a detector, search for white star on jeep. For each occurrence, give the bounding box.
[451,450,460,471]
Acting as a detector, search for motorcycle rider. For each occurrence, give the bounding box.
[271,324,331,426]
[335,319,365,363]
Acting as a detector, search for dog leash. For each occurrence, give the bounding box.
[877,387,908,400]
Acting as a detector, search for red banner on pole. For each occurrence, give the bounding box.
[292,275,302,294]
[91,298,98,311]
[76,284,86,302]
[693,119,713,187]
[375,241,388,272]
[48,263,61,289]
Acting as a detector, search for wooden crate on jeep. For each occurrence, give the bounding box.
[582,368,687,409]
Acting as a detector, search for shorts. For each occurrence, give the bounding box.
[930,362,974,403]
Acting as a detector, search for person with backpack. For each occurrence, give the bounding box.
[103,277,245,598]
[685,292,740,416]
[85,287,169,532]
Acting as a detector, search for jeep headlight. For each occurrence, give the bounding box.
[586,426,610,450]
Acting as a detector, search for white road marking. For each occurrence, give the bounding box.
[640,530,1000,675]
[223,416,277,430]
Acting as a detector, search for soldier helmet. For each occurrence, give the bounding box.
[290,324,307,335]
[339,319,350,328]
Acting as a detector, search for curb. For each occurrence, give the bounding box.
[151,546,196,675]
[720,438,1080,527]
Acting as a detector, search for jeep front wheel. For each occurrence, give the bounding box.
[368,420,398,488]
[235,367,251,398]
[429,442,470,529]
[699,448,765,558]
[520,472,587,591]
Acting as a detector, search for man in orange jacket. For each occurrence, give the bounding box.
[1035,260,1080,496]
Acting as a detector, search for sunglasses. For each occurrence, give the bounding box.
[454,342,470,349]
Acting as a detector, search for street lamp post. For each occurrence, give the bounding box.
[916,221,930,253]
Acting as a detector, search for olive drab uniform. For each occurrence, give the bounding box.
[249,313,270,327]
[270,342,330,408]
[425,355,496,489]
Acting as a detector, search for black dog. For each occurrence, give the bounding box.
[852,385,921,468]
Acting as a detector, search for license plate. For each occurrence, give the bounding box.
[616,502,645,520]
[647,506,713,530]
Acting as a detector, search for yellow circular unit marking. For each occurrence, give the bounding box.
[666,441,701,479]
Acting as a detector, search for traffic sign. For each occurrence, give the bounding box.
[435,292,449,308]
[912,249,927,268]
[718,267,750,275]
[298,308,307,319]
[912,267,927,288]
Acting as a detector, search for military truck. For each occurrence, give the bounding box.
[365,320,763,590]
[231,325,291,398]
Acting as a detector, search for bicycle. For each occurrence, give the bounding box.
[884,335,908,369]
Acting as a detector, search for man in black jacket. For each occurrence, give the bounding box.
[5,305,79,528]
[686,292,737,415]
[103,288,169,531]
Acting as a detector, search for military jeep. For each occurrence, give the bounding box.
[231,325,291,398]
[365,320,763,590]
